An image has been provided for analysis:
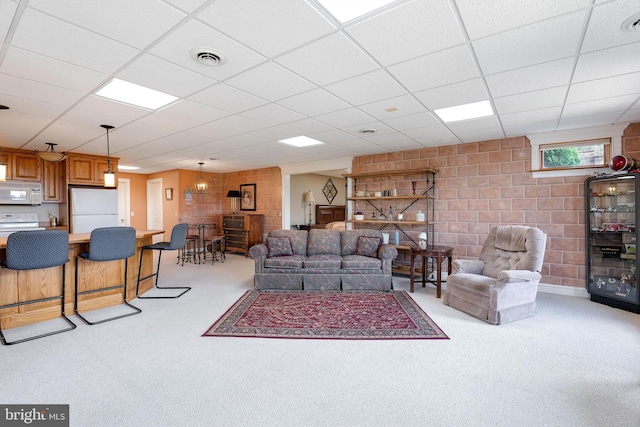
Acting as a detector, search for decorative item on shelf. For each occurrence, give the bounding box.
[418,232,427,249]
[35,142,67,162]
[394,229,400,245]
[415,210,425,222]
[227,190,241,214]
[354,211,364,220]
[397,213,404,221]
[610,155,638,172]
[195,162,208,194]
[323,178,337,204]
[411,181,417,195]
[100,124,116,188]
[303,190,315,225]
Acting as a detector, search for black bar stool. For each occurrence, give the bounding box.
[74,227,141,324]
[0,230,76,345]
[136,223,191,299]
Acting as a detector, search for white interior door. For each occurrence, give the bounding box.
[146,178,163,243]
[117,178,130,226]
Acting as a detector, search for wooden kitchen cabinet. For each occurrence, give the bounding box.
[0,150,41,181]
[67,154,118,186]
[42,160,62,202]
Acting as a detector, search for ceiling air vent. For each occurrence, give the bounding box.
[622,12,640,31]
[190,48,226,66]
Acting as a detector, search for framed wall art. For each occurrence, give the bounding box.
[165,188,173,200]
[240,183,256,211]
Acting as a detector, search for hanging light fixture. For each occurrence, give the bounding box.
[195,162,207,194]
[101,124,116,188]
[35,142,67,162]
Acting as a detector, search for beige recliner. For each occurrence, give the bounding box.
[444,225,547,325]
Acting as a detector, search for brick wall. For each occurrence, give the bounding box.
[351,123,640,289]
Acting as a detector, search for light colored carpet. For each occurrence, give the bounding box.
[1,253,639,427]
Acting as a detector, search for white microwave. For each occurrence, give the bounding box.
[0,181,42,205]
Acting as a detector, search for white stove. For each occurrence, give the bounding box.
[0,213,46,237]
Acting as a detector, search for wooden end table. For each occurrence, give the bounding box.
[409,245,454,297]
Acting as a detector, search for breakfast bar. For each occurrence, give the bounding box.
[0,229,163,329]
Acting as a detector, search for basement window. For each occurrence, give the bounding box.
[539,138,610,171]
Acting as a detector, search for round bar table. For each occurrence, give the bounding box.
[409,245,454,297]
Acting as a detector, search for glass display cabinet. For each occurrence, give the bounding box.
[586,174,640,313]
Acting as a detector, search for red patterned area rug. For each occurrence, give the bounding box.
[202,290,448,340]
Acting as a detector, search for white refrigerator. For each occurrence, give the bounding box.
[69,187,119,233]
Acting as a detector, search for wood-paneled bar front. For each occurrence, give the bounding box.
[0,230,163,330]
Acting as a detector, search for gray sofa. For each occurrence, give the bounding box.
[248,229,398,291]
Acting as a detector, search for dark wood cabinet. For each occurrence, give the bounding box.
[222,214,264,256]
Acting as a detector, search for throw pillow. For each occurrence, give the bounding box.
[266,236,294,257]
[355,236,381,257]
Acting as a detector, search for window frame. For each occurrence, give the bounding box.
[538,138,611,171]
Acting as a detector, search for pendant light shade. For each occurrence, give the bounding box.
[226,189,241,213]
[101,124,116,188]
[35,142,67,162]
[195,162,207,194]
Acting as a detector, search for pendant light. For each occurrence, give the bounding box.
[35,142,67,162]
[195,162,207,194]
[101,124,116,188]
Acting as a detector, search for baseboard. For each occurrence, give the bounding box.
[538,282,589,298]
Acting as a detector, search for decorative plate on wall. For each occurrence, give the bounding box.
[323,178,337,204]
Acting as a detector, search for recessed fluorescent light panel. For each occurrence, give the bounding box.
[318,0,397,23]
[95,78,179,110]
[278,136,325,147]
[117,165,140,171]
[434,100,494,123]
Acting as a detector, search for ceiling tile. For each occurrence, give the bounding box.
[239,104,306,126]
[573,42,640,82]
[387,45,479,92]
[275,32,379,86]
[314,108,375,128]
[473,11,585,75]
[324,69,407,106]
[187,83,268,114]
[401,124,459,146]
[0,1,19,43]
[455,0,589,40]
[346,0,465,65]
[493,86,567,114]
[278,118,334,135]
[581,0,640,53]
[500,106,563,127]
[28,0,186,49]
[357,94,428,120]
[165,0,211,14]
[0,73,84,107]
[11,8,140,74]
[485,57,574,98]
[277,89,350,117]
[567,72,640,104]
[160,99,229,123]
[197,0,336,57]
[414,78,489,110]
[381,111,440,131]
[225,62,315,102]
[562,94,639,117]
[558,110,627,129]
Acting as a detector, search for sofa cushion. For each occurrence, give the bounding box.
[342,255,382,270]
[307,229,341,256]
[266,236,293,257]
[303,254,342,269]
[341,229,383,256]
[355,236,381,257]
[264,255,305,269]
[268,229,308,256]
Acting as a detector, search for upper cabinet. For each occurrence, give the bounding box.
[67,154,118,186]
[0,150,42,181]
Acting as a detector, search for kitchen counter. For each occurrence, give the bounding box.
[0,229,164,329]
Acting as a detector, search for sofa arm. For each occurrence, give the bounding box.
[378,244,398,275]
[248,244,268,273]
[451,259,484,275]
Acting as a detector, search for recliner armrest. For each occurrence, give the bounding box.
[496,270,541,285]
[451,259,484,275]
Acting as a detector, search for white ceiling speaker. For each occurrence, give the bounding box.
[190,48,226,66]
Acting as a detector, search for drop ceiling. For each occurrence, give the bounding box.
[0,0,639,174]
